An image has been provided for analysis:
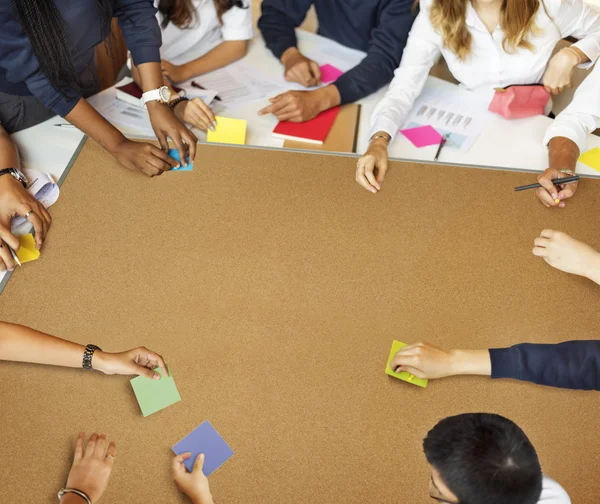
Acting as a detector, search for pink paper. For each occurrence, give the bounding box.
[320,64,344,84]
[400,125,443,148]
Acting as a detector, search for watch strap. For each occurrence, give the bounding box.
[0,168,27,188]
[82,344,102,370]
[57,488,92,504]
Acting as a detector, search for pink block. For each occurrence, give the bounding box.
[400,125,443,148]
[320,64,344,84]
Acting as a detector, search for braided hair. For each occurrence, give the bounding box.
[10,0,113,97]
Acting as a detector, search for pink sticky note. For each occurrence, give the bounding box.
[400,125,443,148]
[320,64,344,84]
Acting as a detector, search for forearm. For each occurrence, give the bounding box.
[548,136,580,172]
[181,41,249,80]
[65,99,126,153]
[448,350,492,376]
[585,251,600,285]
[0,126,19,168]
[0,322,85,367]
[131,60,174,94]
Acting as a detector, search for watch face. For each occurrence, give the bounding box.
[159,87,172,102]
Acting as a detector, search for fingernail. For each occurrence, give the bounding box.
[153,373,159,380]
[210,126,215,131]
[552,193,557,199]
[212,120,217,127]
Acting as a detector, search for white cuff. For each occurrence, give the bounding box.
[369,117,401,144]
[571,39,600,69]
[543,116,589,155]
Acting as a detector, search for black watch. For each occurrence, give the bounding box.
[0,168,27,188]
[82,344,102,370]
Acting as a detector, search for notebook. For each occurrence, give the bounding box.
[272,107,341,145]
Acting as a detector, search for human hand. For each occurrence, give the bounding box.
[543,48,580,95]
[161,60,191,84]
[535,168,578,208]
[281,47,321,87]
[355,138,389,193]
[109,138,178,177]
[172,453,214,504]
[63,432,116,503]
[258,89,326,122]
[0,174,51,270]
[147,102,197,167]
[93,347,168,380]
[533,229,600,279]
[174,98,216,132]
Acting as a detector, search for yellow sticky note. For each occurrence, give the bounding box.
[579,147,600,172]
[385,340,428,388]
[16,234,40,264]
[207,116,247,145]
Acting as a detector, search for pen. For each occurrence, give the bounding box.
[514,175,580,192]
[191,81,222,102]
[434,134,448,161]
[5,242,21,267]
[54,123,77,128]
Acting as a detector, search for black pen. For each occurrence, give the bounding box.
[434,134,448,161]
[514,175,580,192]
[191,81,222,102]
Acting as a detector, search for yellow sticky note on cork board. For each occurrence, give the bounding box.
[385,340,428,388]
[16,234,40,264]
[207,116,247,145]
[579,147,600,172]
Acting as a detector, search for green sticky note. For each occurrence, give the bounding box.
[579,147,600,172]
[130,367,181,417]
[385,340,428,388]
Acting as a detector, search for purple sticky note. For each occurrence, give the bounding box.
[320,64,344,84]
[172,421,234,475]
[400,125,443,148]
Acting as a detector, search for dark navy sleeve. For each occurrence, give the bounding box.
[114,0,162,66]
[258,0,314,60]
[334,0,416,104]
[0,3,79,117]
[489,341,600,391]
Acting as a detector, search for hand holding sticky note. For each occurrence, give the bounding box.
[207,116,247,145]
[172,421,234,474]
[130,367,181,417]
[16,234,40,264]
[168,149,193,171]
[385,340,428,388]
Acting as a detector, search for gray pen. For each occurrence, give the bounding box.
[6,242,21,267]
[54,123,77,128]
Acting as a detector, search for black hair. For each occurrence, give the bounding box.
[158,0,247,29]
[10,0,113,98]
[423,413,543,504]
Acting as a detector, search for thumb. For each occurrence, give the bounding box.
[193,453,206,474]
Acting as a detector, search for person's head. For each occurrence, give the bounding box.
[158,0,247,29]
[423,413,543,504]
[430,0,547,60]
[10,0,113,97]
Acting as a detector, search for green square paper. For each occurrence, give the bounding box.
[130,368,181,417]
[385,340,428,388]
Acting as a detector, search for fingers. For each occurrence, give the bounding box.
[146,349,168,379]
[105,441,117,466]
[84,433,98,458]
[393,365,427,379]
[308,60,322,84]
[19,205,46,247]
[535,187,556,208]
[193,453,205,474]
[534,237,550,248]
[258,94,291,117]
[95,434,107,457]
[0,240,16,271]
[375,158,388,185]
[355,157,378,194]
[540,229,555,239]
[0,225,20,251]
[149,145,177,170]
[558,182,578,202]
[74,432,84,461]
[136,365,159,380]
[155,131,169,153]
[537,172,559,199]
[172,452,192,474]
[192,99,216,126]
[180,128,197,165]
[532,245,549,257]
[364,169,380,192]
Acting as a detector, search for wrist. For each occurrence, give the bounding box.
[585,251,600,284]
[91,351,109,374]
[281,46,300,65]
[59,491,90,504]
[450,350,492,376]
[191,492,214,504]
[316,85,341,110]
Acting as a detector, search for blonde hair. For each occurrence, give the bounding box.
[430,0,544,60]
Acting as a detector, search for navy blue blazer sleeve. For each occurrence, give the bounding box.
[489,341,600,391]
[114,0,162,67]
[258,0,314,60]
[334,0,416,104]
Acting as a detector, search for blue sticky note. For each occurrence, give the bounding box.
[172,421,234,475]
[168,148,193,171]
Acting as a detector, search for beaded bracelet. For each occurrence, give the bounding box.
[560,169,575,177]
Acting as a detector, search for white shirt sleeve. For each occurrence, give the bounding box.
[543,61,600,153]
[368,0,441,141]
[221,1,254,42]
[538,475,571,504]
[555,0,600,67]
[584,0,600,12]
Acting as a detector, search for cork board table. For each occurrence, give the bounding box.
[0,140,599,503]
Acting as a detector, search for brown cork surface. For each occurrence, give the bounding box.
[0,140,599,504]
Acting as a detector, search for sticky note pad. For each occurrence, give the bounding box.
[172,421,234,475]
[130,367,181,417]
[16,234,40,264]
[385,340,428,388]
[320,64,343,84]
[400,125,443,148]
[168,148,193,171]
[207,116,247,145]
[579,147,600,172]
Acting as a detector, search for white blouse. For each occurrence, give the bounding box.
[156,0,253,62]
[369,0,600,140]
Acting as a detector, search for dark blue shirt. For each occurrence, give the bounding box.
[258,0,416,105]
[0,0,161,117]
[490,340,600,391]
